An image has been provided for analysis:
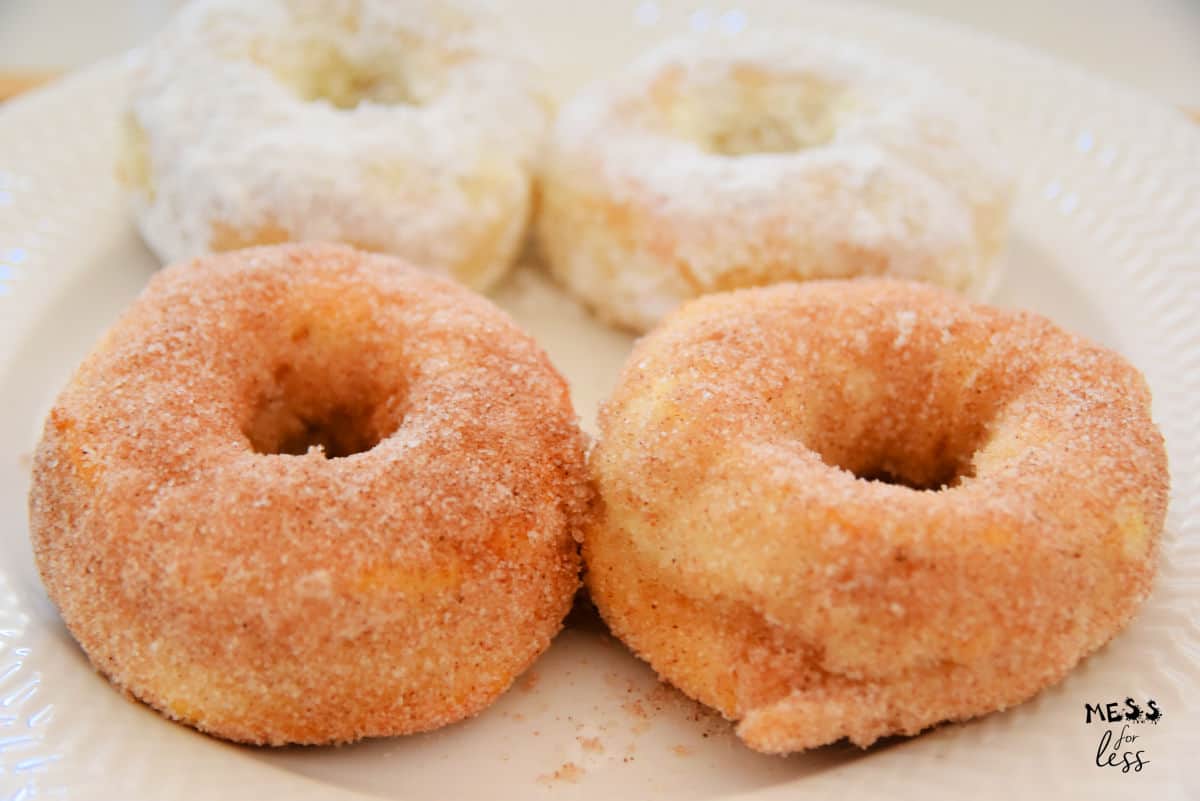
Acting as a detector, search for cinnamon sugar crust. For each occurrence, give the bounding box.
[29,243,590,745]
[585,279,1168,753]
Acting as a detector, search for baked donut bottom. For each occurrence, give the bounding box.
[585,278,1168,753]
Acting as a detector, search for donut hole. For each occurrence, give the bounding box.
[662,67,844,156]
[243,363,400,459]
[800,386,988,492]
[273,42,422,109]
[814,442,980,492]
[704,101,836,156]
[853,461,974,492]
[245,400,384,458]
[811,429,982,492]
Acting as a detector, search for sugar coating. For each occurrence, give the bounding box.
[585,279,1168,753]
[29,244,591,745]
[539,34,1014,332]
[119,0,550,290]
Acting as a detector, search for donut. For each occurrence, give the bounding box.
[539,35,1014,332]
[29,243,590,745]
[118,0,549,290]
[585,279,1168,752]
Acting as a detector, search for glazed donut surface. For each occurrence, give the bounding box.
[120,0,550,289]
[586,279,1167,752]
[30,244,590,745]
[540,35,1014,332]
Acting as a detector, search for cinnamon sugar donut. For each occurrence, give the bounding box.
[119,0,549,290]
[539,35,1013,332]
[29,244,589,745]
[586,279,1167,752]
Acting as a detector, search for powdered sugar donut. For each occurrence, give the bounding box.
[539,35,1014,332]
[119,0,549,290]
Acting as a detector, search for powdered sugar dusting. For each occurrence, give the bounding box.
[123,0,549,289]
[539,33,1015,332]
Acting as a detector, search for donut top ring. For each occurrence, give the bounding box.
[600,279,1165,638]
[540,35,1014,331]
[121,0,550,289]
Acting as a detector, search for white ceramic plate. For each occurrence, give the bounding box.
[2,2,1198,799]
